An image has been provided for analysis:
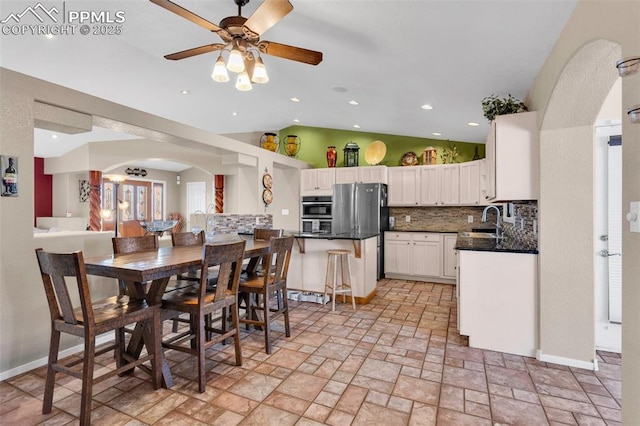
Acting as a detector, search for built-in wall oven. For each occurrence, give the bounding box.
[301,195,332,233]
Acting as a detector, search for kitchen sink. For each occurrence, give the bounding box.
[459,231,502,239]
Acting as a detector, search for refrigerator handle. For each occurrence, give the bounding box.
[353,186,359,232]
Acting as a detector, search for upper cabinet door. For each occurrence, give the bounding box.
[388,167,419,206]
[486,111,539,202]
[419,166,440,205]
[300,169,335,196]
[439,164,460,205]
[359,166,388,184]
[335,167,359,184]
[459,160,481,205]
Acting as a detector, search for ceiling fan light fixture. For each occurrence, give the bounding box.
[212,55,230,82]
[251,56,269,84]
[235,71,252,91]
[227,43,245,73]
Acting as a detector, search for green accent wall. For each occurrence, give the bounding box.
[277,125,485,169]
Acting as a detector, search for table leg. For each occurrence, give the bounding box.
[124,277,174,388]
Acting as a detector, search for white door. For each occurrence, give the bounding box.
[594,123,622,352]
[186,181,206,231]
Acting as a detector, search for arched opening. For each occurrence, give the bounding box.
[537,39,621,367]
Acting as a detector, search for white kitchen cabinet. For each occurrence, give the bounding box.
[384,232,412,275]
[300,168,335,196]
[411,233,442,277]
[459,160,483,205]
[485,111,539,201]
[335,165,388,184]
[440,164,460,205]
[419,166,439,205]
[442,234,457,278]
[388,167,420,206]
[457,249,538,357]
[384,232,452,283]
[417,164,460,206]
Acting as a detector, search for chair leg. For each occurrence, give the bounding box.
[282,289,291,338]
[263,293,271,354]
[196,313,206,393]
[42,330,60,414]
[323,254,332,307]
[79,335,96,426]
[231,303,243,366]
[114,328,125,369]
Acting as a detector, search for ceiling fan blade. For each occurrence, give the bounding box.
[165,43,226,60]
[258,41,323,65]
[243,0,293,38]
[150,0,222,32]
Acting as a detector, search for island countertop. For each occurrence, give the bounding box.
[286,231,379,241]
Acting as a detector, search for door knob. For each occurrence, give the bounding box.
[599,249,621,257]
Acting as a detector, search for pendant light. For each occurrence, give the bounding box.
[235,71,252,91]
[227,41,245,73]
[211,54,229,82]
[251,56,269,84]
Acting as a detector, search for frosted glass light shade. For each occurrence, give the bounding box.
[227,47,245,73]
[235,71,252,91]
[251,57,269,83]
[211,56,229,82]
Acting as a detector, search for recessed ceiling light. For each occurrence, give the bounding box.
[432,132,442,136]
[180,90,190,95]
[293,118,300,123]
[421,104,433,110]
[467,122,480,127]
[348,100,359,106]
[232,112,237,116]
[290,97,300,102]
[353,124,361,129]
[51,134,58,139]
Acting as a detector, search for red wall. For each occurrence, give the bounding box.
[34,157,52,225]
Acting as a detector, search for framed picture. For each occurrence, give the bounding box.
[1,155,18,197]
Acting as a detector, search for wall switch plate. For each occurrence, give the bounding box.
[628,201,639,233]
[282,209,289,216]
[467,215,474,223]
[405,215,411,223]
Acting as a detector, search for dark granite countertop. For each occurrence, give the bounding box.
[286,231,379,241]
[385,229,459,234]
[455,234,538,254]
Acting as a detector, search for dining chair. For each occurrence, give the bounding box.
[35,248,162,426]
[239,235,293,354]
[171,230,205,283]
[160,239,246,393]
[112,235,159,296]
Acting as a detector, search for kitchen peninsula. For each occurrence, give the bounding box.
[286,231,379,304]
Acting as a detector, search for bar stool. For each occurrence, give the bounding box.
[324,249,356,312]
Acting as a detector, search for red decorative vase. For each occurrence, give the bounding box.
[326,146,337,167]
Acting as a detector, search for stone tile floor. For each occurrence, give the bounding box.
[0,279,622,425]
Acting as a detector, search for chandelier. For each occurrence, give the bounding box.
[211,38,268,91]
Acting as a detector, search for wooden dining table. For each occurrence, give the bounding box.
[83,235,270,388]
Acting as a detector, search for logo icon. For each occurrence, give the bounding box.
[0,2,59,24]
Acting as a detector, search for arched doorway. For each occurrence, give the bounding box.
[537,39,621,368]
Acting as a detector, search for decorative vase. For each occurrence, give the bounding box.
[284,135,301,157]
[260,132,279,152]
[326,146,337,167]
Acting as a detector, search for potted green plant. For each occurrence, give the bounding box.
[481,94,528,122]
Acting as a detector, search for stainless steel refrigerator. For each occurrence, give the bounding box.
[332,183,389,279]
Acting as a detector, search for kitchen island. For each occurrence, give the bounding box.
[286,232,379,304]
[455,232,538,357]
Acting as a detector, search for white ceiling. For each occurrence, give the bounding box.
[1,0,577,166]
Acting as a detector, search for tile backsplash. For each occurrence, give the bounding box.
[390,202,538,250]
[189,213,272,234]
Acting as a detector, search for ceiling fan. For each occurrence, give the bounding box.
[150,0,323,66]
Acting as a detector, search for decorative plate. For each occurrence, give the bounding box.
[401,151,418,166]
[262,173,273,189]
[262,188,273,205]
[364,140,387,165]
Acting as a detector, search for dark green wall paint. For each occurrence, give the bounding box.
[277,125,485,169]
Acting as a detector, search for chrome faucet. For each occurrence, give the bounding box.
[481,205,502,236]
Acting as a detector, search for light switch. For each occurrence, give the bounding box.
[405,215,411,223]
[467,215,474,223]
[282,209,289,216]
[628,201,640,233]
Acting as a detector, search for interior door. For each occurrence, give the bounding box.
[594,124,622,352]
[187,181,206,230]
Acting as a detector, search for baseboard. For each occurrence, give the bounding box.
[0,333,113,381]
[536,349,599,371]
[384,273,455,285]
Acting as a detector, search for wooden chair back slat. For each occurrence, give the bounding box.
[199,241,246,303]
[265,236,293,285]
[36,249,93,327]
[172,230,204,247]
[253,228,283,242]
[112,235,159,256]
